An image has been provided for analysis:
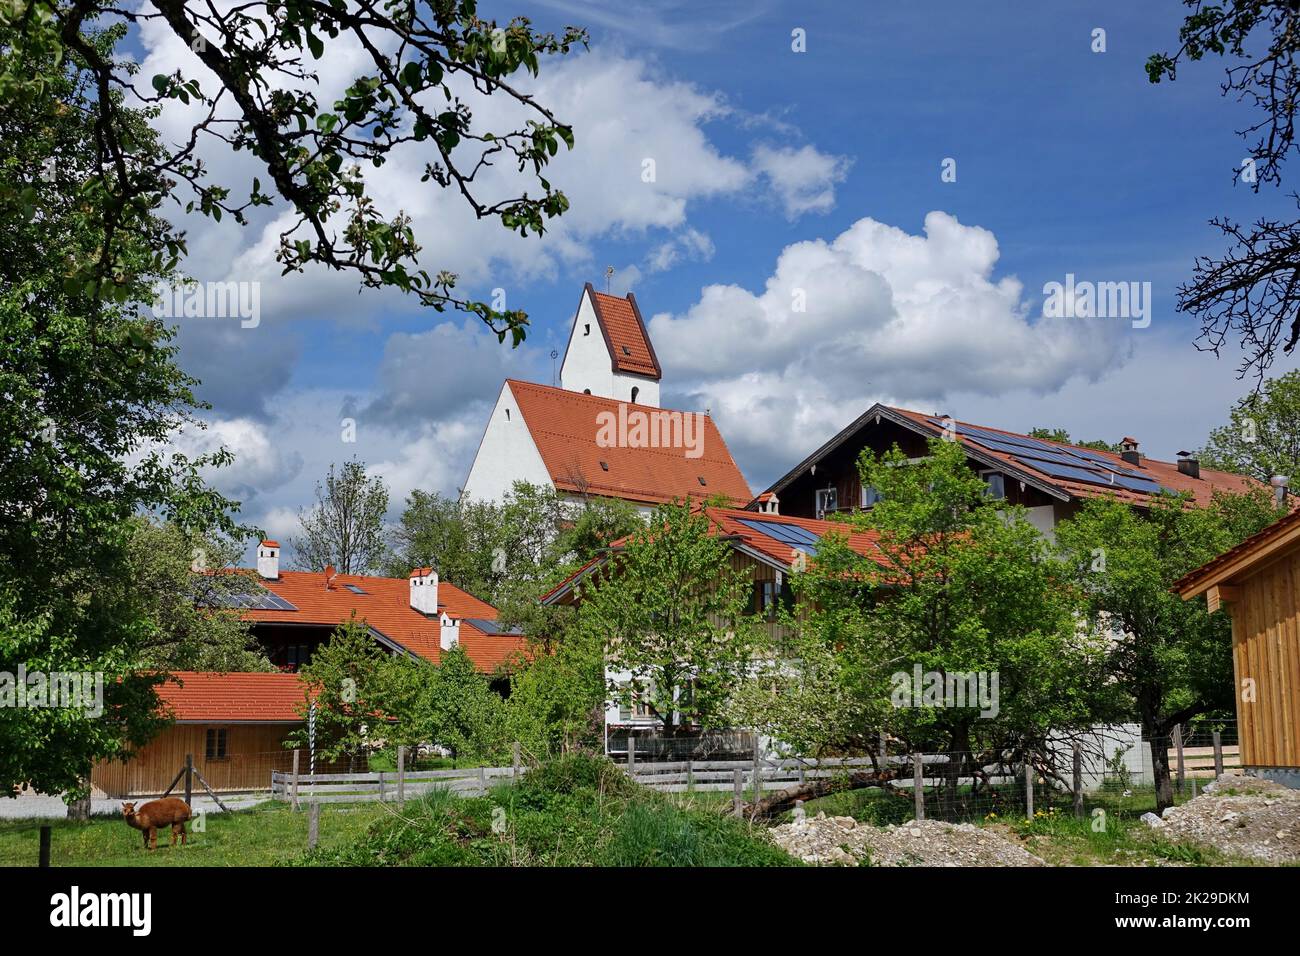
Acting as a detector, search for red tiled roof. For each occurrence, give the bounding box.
[260,539,280,548]
[588,288,661,379]
[245,571,526,672]
[887,407,1259,507]
[156,671,310,722]
[506,379,753,507]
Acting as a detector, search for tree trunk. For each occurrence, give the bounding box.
[66,784,92,822]
[1150,728,1175,813]
[743,767,906,819]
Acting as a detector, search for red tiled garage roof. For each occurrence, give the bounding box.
[506,379,753,507]
[157,672,310,722]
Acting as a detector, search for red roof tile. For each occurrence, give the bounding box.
[506,379,752,507]
[244,571,526,672]
[156,671,310,722]
[588,288,661,379]
[887,407,1259,507]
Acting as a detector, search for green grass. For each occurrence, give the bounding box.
[306,754,798,867]
[0,801,390,867]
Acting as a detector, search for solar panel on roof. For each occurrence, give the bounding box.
[218,591,298,612]
[465,618,524,636]
[735,518,822,554]
[343,584,367,595]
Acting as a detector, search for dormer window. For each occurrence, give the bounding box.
[621,345,631,356]
[631,386,640,403]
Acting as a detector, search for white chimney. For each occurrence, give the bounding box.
[439,611,460,651]
[409,567,438,615]
[256,540,280,580]
[1271,475,1290,509]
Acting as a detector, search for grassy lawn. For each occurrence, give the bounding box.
[0,801,391,867]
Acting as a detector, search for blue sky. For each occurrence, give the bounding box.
[144,0,1297,549]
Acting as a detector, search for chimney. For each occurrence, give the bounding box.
[409,567,438,615]
[439,611,460,651]
[323,564,338,590]
[1176,451,1200,480]
[759,492,780,515]
[1120,436,1140,467]
[256,540,280,580]
[1271,475,1290,509]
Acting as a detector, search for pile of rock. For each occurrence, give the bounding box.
[770,812,1045,867]
[1141,772,1300,864]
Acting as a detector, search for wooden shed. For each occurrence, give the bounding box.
[92,672,311,798]
[1176,509,1300,784]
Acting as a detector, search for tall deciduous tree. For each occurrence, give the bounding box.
[2,1,586,342]
[1198,370,1300,482]
[574,499,761,737]
[293,459,390,574]
[1054,488,1278,811]
[288,615,387,772]
[737,439,1107,815]
[0,23,248,801]
[1149,2,1300,382]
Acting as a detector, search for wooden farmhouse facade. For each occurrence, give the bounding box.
[1177,508,1300,785]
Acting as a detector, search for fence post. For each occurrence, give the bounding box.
[184,753,193,808]
[1213,730,1224,778]
[733,769,743,818]
[378,770,386,803]
[397,746,406,804]
[685,759,693,790]
[1072,742,1084,819]
[512,741,521,781]
[752,744,762,802]
[477,765,487,795]
[1024,762,1034,820]
[1173,724,1185,794]
[38,825,50,868]
[291,749,300,810]
[307,802,320,851]
[912,753,924,821]
[627,735,636,774]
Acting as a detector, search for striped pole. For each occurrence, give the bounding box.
[308,701,317,778]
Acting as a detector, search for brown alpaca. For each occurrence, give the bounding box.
[122,798,193,850]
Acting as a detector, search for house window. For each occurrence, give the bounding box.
[285,644,310,671]
[860,485,882,508]
[753,580,794,622]
[620,684,655,721]
[631,386,639,403]
[815,487,837,519]
[982,472,1006,500]
[205,728,228,760]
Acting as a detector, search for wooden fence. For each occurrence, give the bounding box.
[272,765,520,804]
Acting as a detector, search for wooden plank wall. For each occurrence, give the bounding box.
[92,723,300,797]
[1233,552,1300,768]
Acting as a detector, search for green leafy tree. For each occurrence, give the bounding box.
[1198,370,1300,482]
[293,459,390,574]
[289,615,389,771]
[1054,488,1279,811]
[740,439,1106,814]
[125,519,270,671]
[2,1,587,342]
[574,499,762,736]
[505,617,605,755]
[0,22,247,803]
[385,645,506,763]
